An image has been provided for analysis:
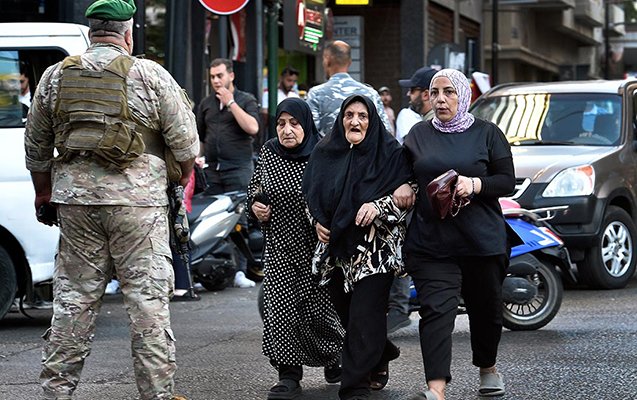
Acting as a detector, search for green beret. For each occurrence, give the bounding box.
[85,0,136,21]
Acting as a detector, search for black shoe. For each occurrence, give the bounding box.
[170,293,201,302]
[324,365,342,384]
[267,379,302,399]
[387,310,411,334]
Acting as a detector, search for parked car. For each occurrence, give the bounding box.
[471,79,637,289]
[0,23,90,319]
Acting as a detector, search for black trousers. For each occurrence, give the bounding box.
[328,268,397,399]
[407,254,507,383]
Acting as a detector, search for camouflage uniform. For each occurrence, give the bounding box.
[305,72,392,138]
[25,43,199,400]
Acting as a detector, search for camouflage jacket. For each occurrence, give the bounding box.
[305,72,391,138]
[24,43,199,206]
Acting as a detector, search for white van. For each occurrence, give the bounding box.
[0,23,89,319]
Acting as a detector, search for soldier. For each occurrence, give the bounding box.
[24,1,199,399]
[306,40,391,138]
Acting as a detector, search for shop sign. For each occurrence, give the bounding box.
[335,0,370,4]
[284,0,326,54]
[198,0,250,15]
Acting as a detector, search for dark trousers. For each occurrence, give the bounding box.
[273,363,303,382]
[407,254,507,383]
[204,164,253,273]
[328,269,396,399]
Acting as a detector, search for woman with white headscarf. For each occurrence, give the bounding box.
[401,69,515,400]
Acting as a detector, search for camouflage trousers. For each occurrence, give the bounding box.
[41,205,176,400]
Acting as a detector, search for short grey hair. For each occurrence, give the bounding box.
[88,18,133,38]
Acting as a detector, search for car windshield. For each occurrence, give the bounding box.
[471,92,622,146]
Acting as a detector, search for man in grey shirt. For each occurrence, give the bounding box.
[306,40,391,138]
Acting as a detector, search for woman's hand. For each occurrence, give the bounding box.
[392,183,415,209]
[456,176,481,198]
[356,202,379,227]
[316,221,331,243]
[252,201,272,222]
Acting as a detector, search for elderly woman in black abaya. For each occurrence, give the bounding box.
[248,97,344,400]
[302,94,414,400]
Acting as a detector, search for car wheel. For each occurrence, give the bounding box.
[579,206,637,289]
[0,246,18,320]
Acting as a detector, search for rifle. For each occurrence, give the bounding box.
[167,182,196,298]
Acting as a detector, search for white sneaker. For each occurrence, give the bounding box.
[105,279,120,294]
[234,271,255,288]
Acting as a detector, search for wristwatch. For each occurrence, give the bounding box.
[226,99,236,108]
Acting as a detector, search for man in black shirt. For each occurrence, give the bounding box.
[197,58,260,288]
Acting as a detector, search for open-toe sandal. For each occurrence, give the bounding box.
[370,363,389,390]
[409,390,439,400]
[370,346,400,391]
[267,378,302,400]
[479,372,505,397]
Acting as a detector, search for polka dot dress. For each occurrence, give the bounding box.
[248,146,344,367]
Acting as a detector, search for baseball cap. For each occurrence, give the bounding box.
[378,86,390,94]
[399,67,437,89]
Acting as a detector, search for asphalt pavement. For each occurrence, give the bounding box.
[1,278,637,400]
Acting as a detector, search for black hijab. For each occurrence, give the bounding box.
[264,97,319,161]
[302,94,412,259]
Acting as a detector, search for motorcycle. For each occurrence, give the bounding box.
[409,199,576,331]
[187,190,263,291]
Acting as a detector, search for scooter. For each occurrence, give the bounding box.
[187,190,263,291]
[409,199,576,331]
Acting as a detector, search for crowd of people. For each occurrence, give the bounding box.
[24,1,514,399]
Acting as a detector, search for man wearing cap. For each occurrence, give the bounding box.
[395,67,437,145]
[378,86,396,136]
[306,40,391,138]
[386,67,437,335]
[24,1,199,399]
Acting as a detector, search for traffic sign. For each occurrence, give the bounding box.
[199,0,250,15]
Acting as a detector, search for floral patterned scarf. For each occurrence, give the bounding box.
[430,68,475,133]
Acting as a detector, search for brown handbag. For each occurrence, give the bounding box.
[426,169,470,219]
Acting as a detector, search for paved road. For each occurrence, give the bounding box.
[1,278,637,400]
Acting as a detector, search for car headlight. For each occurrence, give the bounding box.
[542,165,595,197]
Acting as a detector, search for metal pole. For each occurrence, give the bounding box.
[133,0,145,55]
[256,0,264,107]
[491,0,498,85]
[605,0,610,79]
[219,15,228,59]
[267,2,279,140]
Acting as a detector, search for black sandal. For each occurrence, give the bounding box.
[370,345,400,391]
[267,378,302,400]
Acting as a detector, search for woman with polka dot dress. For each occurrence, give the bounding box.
[248,98,344,400]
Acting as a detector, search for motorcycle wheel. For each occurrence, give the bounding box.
[502,254,563,331]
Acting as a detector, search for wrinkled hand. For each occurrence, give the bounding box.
[252,201,271,222]
[456,176,481,198]
[215,86,234,108]
[356,202,379,227]
[316,221,330,243]
[392,183,415,209]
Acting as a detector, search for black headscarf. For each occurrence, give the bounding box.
[264,97,319,161]
[302,94,412,258]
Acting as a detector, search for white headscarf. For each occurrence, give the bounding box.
[430,69,475,133]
